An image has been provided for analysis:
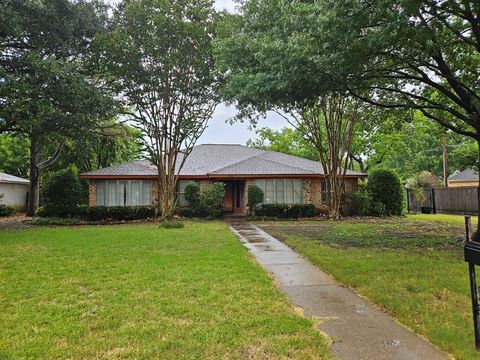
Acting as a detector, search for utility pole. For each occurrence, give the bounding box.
[443,135,448,188]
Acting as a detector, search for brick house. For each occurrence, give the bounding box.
[79,144,365,215]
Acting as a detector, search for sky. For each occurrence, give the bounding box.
[197,0,291,145]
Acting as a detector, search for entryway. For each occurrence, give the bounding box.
[223,180,245,214]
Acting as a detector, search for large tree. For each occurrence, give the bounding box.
[0,0,115,215]
[216,2,361,218]
[97,0,219,219]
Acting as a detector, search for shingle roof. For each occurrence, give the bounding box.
[80,144,365,178]
[0,172,29,184]
[449,169,478,182]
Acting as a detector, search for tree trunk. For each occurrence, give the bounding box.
[477,137,480,231]
[26,137,40,216]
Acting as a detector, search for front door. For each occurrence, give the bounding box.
[223,181,244,214]
[224,182,234,212]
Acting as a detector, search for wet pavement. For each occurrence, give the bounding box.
[230,223,449,360]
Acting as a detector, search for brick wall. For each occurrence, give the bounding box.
[88,181,96,206]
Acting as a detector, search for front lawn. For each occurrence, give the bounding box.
[0,222,331,359]
[258,214,477,359]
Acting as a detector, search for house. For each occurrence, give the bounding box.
[0,172,29,210]
[448,169,479,188]
[79,144,366,215]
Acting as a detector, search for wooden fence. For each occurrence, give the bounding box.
[407,187,479,215]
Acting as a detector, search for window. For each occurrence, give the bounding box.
[254,179,303,204]
[321,179,328,205]
[177,180,193,206]
[96,180,152,206]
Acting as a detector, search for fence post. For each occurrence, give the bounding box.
[406,188,410,213]
[431,188,436,214]
[466,216,473,242]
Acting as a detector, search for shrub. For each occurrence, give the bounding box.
[40,165,84,217]
[342,190,371,216]
[247,185,264,216]
[76,205,155,221]
[255,204,319,219]
[407,171,442,189]
[198,182,226,218]
[184,181,200,208]
[179,207,195,218]
[370,201,387,217]
[0,205,14,217]
[159,220,185,229]
[367,169,404,216]
[29,217,80,226]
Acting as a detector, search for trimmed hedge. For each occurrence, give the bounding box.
[76,205,155,221]
[255,204,319,219]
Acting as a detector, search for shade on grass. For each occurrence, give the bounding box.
[0,222,331,359]
[261,215,476,359]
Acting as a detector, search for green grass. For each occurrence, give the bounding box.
[259,215,477,359]
[0,222,331,359]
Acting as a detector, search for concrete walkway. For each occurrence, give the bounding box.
[230,223,449,360]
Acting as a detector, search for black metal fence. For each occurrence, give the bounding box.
[407,187,479,215]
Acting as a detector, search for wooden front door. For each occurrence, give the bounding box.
[224,182,234,212]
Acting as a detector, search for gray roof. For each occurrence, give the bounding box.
[449,169,479,182]
[0,172,29,184]
[80,144,365,178]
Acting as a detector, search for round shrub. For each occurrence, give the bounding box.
[184,181,200,208]
[199,182,226,218]
[247,185,264,216]
[367,169,404,216]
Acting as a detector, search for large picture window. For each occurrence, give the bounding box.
[95,180,152,206]
[254,179,303,204]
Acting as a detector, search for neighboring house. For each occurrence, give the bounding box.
[79,144,366,215]
[0,172,29,210]
[448,169,479,188]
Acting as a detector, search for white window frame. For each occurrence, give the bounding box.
[254,179,303,205]
[96,180,152,207]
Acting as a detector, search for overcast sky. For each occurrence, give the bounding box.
[197,0,290,145]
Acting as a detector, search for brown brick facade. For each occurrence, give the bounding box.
[88,181,96,206]
[87,177,359,214]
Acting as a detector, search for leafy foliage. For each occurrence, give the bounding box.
[198,182,226,219]
[159,221,185,229]
[255,204,319,219]
[181,182,226,219]
[184,182,201,209]
[39,165,85,218]
[247,185,264,216]
[76,205,155,221]
[0,0,116,215]
[0,205,14,217]
[367,169,404,216]
[247,128,318,161]
[96,0,219,219]
[342,188,372,217]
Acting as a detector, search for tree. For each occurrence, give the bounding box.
[216,3,360,218]
[247,127,318,161]
[97,0,219,220]
[0,0,115,215]
[53,120,142,173]
[0,134,29,178]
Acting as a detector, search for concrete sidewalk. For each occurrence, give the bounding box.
[230,223,449,360]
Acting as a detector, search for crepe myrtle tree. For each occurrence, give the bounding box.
[215,3,359,219]
[97,0,219,219]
